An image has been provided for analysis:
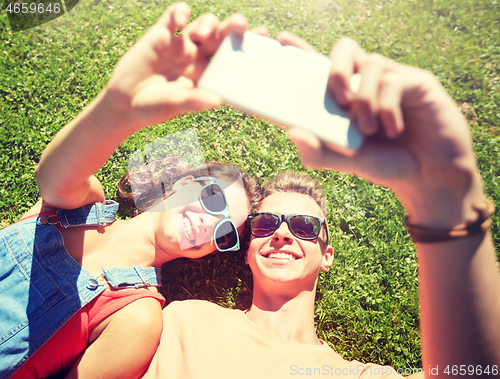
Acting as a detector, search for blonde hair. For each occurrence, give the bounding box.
[261,171,328,217]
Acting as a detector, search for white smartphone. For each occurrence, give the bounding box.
[198,32,363,155]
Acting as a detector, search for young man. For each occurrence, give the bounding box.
[141,5,500,378]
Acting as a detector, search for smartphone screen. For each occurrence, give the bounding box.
[198,32,363,155]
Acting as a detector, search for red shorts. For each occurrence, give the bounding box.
[11,289,165,379]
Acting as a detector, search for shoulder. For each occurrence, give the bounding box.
[118,296,163,321]
[107,297,164,346]
[108,297,163,340]
[165,299,230,314]
[163,300,239,325]
[89,296,163,344]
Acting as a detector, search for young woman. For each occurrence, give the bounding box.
[0,4,258,379]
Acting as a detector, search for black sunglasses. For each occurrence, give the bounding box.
[248,213,329,243]
[195,177,240,252]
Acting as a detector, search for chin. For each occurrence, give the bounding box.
[259,267,320,290]
[260,269,300,285]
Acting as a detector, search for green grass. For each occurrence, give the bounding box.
[1,0,499,372]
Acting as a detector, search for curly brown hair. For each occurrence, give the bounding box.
[119,157,261,213]
[118,157,262,250]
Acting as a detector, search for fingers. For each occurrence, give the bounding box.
[276,31,318,54]
[287,125,415,189]
[353,56,408,138]
[378,72,405,138]
[208,13,249,55]
[353,54,384,135]
[329,37,408,139]
[183,13,220,46]
[251,26,269,37]
[329,38,366,107]
[155,84,223,120]
[287,127,358,173]
[158,2,191,33]
[170,78,223,112]
[175,88,222,114]
[159,3,249,56]
[174,13,247,81]
[183,13,248,57]
[287,127,357,174]
[278,34,403,139]
[216,13,249,41]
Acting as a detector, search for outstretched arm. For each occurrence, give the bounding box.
[35,3,248,209]
[281,34,500,376]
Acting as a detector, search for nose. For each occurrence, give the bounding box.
[191,213,221,247]
[271,221,294,243]
[199,213,222,231]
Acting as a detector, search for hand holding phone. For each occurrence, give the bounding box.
[198,32,363,155]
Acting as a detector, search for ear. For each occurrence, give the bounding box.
[171,175,195,192]
[320,245,334,271]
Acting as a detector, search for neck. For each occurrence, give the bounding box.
[115,211,181,267]
[246,282,321,345]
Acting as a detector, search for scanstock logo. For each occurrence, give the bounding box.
[4,0,79,32]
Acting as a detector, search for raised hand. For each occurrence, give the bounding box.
[279,34,484,228]
[106,2,248,131]
[276,33,500,377]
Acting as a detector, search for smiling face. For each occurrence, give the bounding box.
[246,192,333,293]
[161,176,249,258]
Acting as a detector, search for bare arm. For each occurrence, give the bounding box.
[35,3,248,209]
[34,90,127,208]
[417,232,500,373]
[280,34,500,376]
[65,298,163,379]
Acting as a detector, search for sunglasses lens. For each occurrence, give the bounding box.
[290,215,321,239]
[200,184,226,213]
[251,214,280,237]
[215,220,238,251]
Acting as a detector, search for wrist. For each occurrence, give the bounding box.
[404,198,494,243]
[400,169,486,230]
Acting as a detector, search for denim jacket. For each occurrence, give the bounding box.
[0,201,162,379]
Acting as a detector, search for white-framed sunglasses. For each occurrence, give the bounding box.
[194,176,240,252]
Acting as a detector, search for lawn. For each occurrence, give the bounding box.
[1,0,499,372]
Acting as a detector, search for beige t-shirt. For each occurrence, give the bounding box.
[143,300,401,379]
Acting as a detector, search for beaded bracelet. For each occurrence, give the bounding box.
[403,198,496,243]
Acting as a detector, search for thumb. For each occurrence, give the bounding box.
[176,88,222,114]
[287,127,322,168]
[288,126,361,175]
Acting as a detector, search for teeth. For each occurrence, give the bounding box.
[183,216,195,242]
[266,252,296,260]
